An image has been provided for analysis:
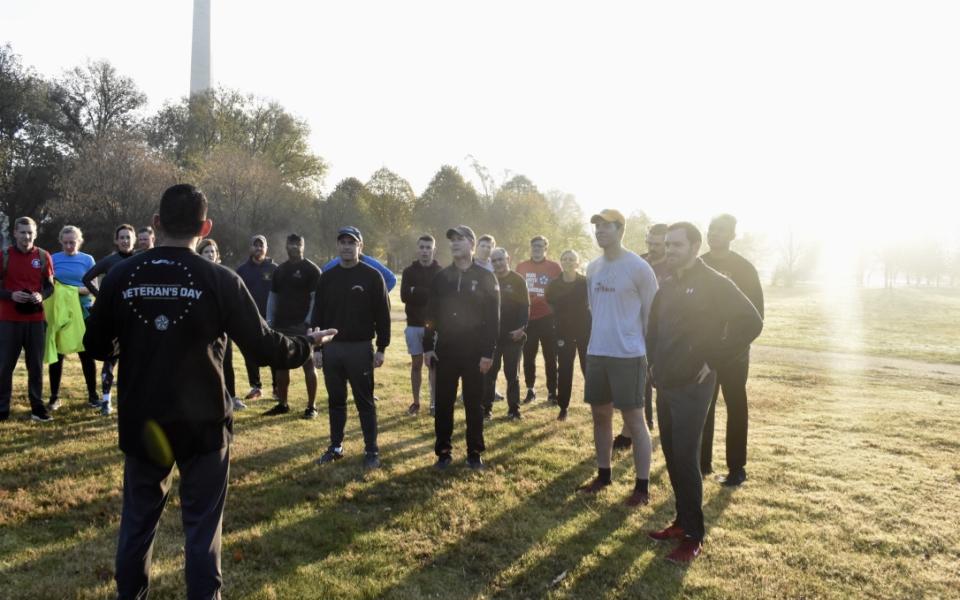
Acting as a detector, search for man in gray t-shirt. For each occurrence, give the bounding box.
[576,209,659,507]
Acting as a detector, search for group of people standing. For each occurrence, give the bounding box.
[1,183,764,596]
[0,220,155,422]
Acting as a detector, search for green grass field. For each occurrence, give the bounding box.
[1,286,958,599]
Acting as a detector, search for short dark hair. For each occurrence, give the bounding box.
[115,223,135,239]
[417,234,435,244]
[649,223,669,236]
[531,235,548,246]
[286,233,304,245]
[711,213,737,231]
[138,226,155,236]
[159,184,207,238]
[667,222,702,246]
[478,234,496,245]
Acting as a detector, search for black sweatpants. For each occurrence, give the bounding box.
[483,336,524,414]
[522,315,557,395]
[657,372,716,543]
[115,446,229,600]
[0,320,46,416]
[556,333,587,410]
[701,353,750,473]
[322,341,378,454]
[241,348,276,392]
[435,351,485,457]
[49,351,99,402]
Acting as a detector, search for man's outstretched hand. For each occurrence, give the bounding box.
[307,328,338,346]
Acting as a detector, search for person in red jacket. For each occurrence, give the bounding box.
[0,216,55,422]
[400,235,442,416]
[515,235,562,404]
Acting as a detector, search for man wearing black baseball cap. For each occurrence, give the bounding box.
[423,225,500,470]
[311,226,391,469]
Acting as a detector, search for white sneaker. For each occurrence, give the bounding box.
[232,397,247,410]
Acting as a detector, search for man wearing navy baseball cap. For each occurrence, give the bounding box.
[311,225,391,469]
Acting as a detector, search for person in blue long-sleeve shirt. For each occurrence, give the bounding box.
[235,235,278,400]
[322,254,396,292]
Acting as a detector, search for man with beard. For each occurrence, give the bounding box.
[262,234,322,419]
[236,235,279,402]
[699,214,764,485]
[483,247,528,420]
[646,222,762,563]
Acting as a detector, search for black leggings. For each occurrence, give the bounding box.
[49,351,99,401]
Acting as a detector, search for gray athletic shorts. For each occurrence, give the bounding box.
[584,355,647,410]
[405,326,426,355]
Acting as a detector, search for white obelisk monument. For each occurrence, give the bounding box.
[190,0,212,95]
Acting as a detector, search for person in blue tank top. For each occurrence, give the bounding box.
[48,225,98,410]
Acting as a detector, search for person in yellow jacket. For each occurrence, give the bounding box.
[45,226,99,411]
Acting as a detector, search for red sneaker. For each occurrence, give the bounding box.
[648,524,685,542]
[665,539,702,564]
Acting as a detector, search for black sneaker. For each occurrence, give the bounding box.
[557,409,568,422]
[718,469,747,487]
[612,434,633,451]
[262,402,290,416]
[316,447,344,465]
[48,398,62,411]
[434,454,453,470]
[87,396,101,409]
[363,452,381,469]
[467,454,484,470]
[523,389,536,404]
[302,407,318,420]
[547,393,558,405]
[507,411,522,421]
[31,411,53,423]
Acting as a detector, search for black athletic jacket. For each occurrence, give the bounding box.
[422,262,500,359]
[400,260,442,326]
[83,246,313,462]
[83,250,134,296]
[646,258,763,390]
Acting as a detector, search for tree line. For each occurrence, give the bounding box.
[0,44,601,269]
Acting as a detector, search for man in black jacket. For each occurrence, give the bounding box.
[483,247,529,420]
[646,222,762,564]
[400,234,442,416]
[423,225,500,470]
[83,184,335,599]
[311,226,391,469]
[700,214,765,485]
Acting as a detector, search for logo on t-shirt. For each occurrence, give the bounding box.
[121,259,203,331]
[31,258,41,269]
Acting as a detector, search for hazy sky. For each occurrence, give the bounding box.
[4,1,959,249]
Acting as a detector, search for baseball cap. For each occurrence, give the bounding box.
[251,234,267,245]
[446,225,476,242]
[590,209,626,226]
[337,226,363,242]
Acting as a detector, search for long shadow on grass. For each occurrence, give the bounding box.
[572,477,739,598]
[219,419,562,596]
[373,454,609,599]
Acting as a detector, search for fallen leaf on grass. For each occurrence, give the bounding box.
[550,570,568,587]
